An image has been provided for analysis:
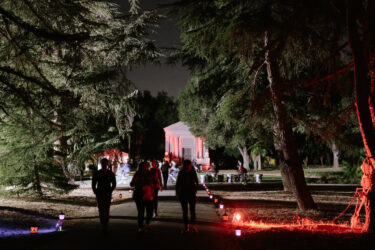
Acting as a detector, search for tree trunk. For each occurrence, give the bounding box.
[331,143,340,168]
[347,2,375,232]
[53,136,71,179]
[303,157,309,168]
[33,162,42,196]
[272,123,292,191]
[264,31,316,210]
[238,146,250,171]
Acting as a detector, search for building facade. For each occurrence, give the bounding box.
[164,121,210,166]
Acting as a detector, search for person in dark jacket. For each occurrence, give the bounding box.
[130,161,155,232]
[161,160,170,190]
[176,159,198,232]
[92,158,116,234]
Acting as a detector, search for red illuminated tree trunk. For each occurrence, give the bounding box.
[346,0,375,232]
[264,31,316,210]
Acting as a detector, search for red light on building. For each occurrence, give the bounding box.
[214,198,219,204]
[119,194,123,198]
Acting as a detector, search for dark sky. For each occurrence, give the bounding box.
[110,0,190,98]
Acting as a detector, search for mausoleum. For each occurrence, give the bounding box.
[164,121,210,167]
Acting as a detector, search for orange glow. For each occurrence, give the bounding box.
[30,227,38,234]
[238,220,361,234]
[234,213,242,222]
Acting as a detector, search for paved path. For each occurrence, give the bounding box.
[1,190,239,250]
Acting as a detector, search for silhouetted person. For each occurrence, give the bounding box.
[151,160,163,217]
[176,159,198,233]
[92,158,116,234]
[130,162,155,232]
[212,162,219,178]
[161,160,170,189]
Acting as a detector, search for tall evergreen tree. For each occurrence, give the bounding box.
[0,0,159,194]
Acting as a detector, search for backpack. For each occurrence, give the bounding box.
[142,184,154,201]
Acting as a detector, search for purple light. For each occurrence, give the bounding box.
[209,195,213,199]
[59,213,65,220]
[219,204,224,209]
[235,228,242,237]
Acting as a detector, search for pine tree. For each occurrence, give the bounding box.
[0,0,160,195]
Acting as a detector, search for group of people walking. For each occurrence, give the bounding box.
[91,158,198,234]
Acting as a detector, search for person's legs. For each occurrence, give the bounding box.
[153,189,159,216]
[163,174,168,189]
[180,198,189,230]
[97,194,111,233]
[189,196,196,224]
[135,198,145,230]
[145,200,153,228]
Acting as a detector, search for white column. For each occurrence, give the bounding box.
[178,136,182,158]
[165,136,169,152]
[174,136,178,159]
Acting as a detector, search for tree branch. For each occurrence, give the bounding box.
[0,6,89,42]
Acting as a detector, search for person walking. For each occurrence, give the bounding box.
[151,160,163,218]
[130,161,155,232]
[237,161,247,184]
[92,158,116,234]
[161,160,170,190]
[176,159,198,233]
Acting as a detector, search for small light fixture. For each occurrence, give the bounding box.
[214,198,219,204]
[59,213,65,220]
[119,194,123,198]
[30,226,38,234]
[222,213,229,221]
[206,188,209,192]
[235,228,242,237]
[129,189,133,193]
[209,194,213,199]
[219,203,224,209]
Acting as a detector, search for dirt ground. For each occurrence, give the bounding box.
[1,186,363,229]
[0,187,132,231]
[1,184,374,249]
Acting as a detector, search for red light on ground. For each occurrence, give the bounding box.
[233,212,242,223]
[30,227,38,234]
[222,213,229,221]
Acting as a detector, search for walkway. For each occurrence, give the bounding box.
[2,191,235,250]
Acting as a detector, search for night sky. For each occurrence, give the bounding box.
[111,0,190,97]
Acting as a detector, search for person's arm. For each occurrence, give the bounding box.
[158,169,163,190]
[175,172,182,198]
[111,172,116,192]
[92,172,98,195]
[130,174,136,187]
